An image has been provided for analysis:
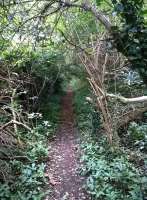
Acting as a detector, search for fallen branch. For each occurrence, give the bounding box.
[0,120,32,132]
[106,93,147,104]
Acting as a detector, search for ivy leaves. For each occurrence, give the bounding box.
[111,0,147,85]
[81,138,147,200]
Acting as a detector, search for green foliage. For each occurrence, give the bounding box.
[95,0,104,6]
[74,85,102,138]
[27,141,49,161]
[81,137,147,200]
[0,162,47,200]
[0,25,62,198]
[0,2,74,199]
[91,107,101,135]
[127,122,147,152]
[40,94,61,124]
[25,121,54,141]
[73,86,93,133]
[111,0,147,84]
[31,50,64,78]
[0,119,53,199]
[1,45,64,78]
[74,84,147,200]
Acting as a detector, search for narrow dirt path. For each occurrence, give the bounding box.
[45,89,89,200]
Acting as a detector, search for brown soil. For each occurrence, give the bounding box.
[45,89,90,200]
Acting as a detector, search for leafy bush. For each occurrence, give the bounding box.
[111,0,147,85]
[127,122,147,152]
[74,82,147,200]
[81,137,147,200]
[27,141,49,161]
[0,162,47,200]
[0,121,51,200]
[0,158,48,199]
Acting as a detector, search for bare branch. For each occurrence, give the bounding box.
[0,120,32,132]
[106,94,147,104]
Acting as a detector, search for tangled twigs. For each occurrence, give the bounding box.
[79,33,114,144]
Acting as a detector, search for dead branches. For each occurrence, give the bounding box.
[0,67,33,148]
[79,34,115,144]
[117,107,147,128]
[100,93,147,104]
[0,120,32,132]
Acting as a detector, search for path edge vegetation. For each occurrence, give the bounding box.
[74,86,147,200]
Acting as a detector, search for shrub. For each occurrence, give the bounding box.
[127,122,147,152]
[0,122,50,200]
[81,137,147,200]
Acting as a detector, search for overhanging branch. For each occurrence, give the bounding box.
[59,0,112,31]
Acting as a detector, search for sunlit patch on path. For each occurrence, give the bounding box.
[45,89,90,200]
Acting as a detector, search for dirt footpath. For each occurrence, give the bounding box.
[45,89,90,200]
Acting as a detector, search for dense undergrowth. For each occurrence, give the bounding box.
[0,44,62,199]
[0,93,61,200]
[74,86,147,200]
[0,125,48,199]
